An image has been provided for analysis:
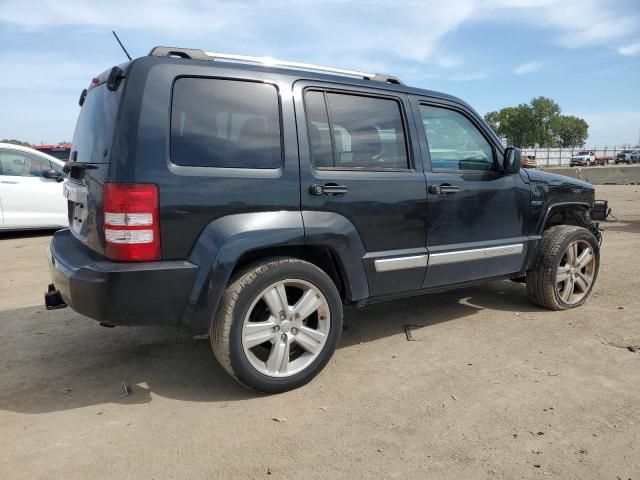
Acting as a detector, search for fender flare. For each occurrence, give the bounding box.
[179,210,369,333]
[535,201,592,236]
[302,210,369,302]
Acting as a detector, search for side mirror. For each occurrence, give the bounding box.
[43,169,64,182]
[503,147,521,174]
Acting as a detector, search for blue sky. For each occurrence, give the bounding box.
[1,0,639,146]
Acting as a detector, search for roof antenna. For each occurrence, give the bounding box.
[112,30,132,61]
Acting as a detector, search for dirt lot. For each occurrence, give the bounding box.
[1,185,639,480]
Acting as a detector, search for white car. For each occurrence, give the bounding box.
[0,142,68,230]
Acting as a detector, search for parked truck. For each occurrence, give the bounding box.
[570,150,613,167]
[615,150,640,164]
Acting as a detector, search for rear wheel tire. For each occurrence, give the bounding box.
[210,257,343,393]
[526,225,599,310]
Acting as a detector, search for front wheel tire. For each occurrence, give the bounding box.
[526,225,600,310]
[210,257,343,393]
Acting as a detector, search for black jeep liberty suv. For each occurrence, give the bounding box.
[46,47,602,392]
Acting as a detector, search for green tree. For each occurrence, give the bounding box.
[1,139,31,147]
[484,97,588,148]
[552,115,588,148]
[484,104,537,147]
[530,96,561,147]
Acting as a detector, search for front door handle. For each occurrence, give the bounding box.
[310,184,349,196]
[429,184,460,195]
[0,180,19,184]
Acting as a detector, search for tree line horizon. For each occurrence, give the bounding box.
[484,96,589,149]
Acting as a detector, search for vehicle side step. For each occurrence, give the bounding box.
[45,284,67,310]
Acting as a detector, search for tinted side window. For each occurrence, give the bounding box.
[171,78,282,169]
[419,105,495,171]
[305,90,409,170]
[0,150,51,177]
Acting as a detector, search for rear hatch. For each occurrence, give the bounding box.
[65,67,127,256]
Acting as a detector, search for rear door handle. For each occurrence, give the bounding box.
[310,184,349,195]
[0,180,19,184]
[429,184,460,195]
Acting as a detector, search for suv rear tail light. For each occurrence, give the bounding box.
[103,183,160,262]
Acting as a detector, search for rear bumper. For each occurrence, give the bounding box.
[47,229,198,327]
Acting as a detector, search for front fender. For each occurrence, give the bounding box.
[536,202,592,236]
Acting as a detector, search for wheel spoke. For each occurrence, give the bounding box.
[575,272,592,292]
[266,336,290,374]
[297,325,326,343]
[567,242,578,265]
[576,248,594,269]
[262,283,289,317]
[561,276,575,301]
[292,289,322,321]
[294,329,322,354]
[244,318,278,348]
[556,265,571,283]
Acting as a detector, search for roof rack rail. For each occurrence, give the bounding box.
[149,46,404,85]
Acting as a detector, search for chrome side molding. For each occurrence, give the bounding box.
[374,254,429,272]
[429,243,524,266]
[372,243,525,272]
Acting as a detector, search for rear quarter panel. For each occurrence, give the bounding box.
[114,58,301,260]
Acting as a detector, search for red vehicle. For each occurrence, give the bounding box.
[593,152,614,166]
[33,144,71,161]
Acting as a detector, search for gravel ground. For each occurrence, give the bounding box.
[1,185,639,480]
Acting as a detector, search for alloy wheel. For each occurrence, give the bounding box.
[241,279,330,377]
[555,239,596,305]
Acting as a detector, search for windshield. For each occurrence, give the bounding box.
[70,83,123,163]
[577,151,590,156]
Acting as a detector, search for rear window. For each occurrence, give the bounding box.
[71,83,122,163]
[171,78,282,169]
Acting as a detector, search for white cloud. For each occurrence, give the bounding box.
[513,61,543,75]
[434,55,464,69]
[0,0,637,143]
[482,0,638,48]
[0,0,476,64]
[0,0,636,61]
[618,42,640,56]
